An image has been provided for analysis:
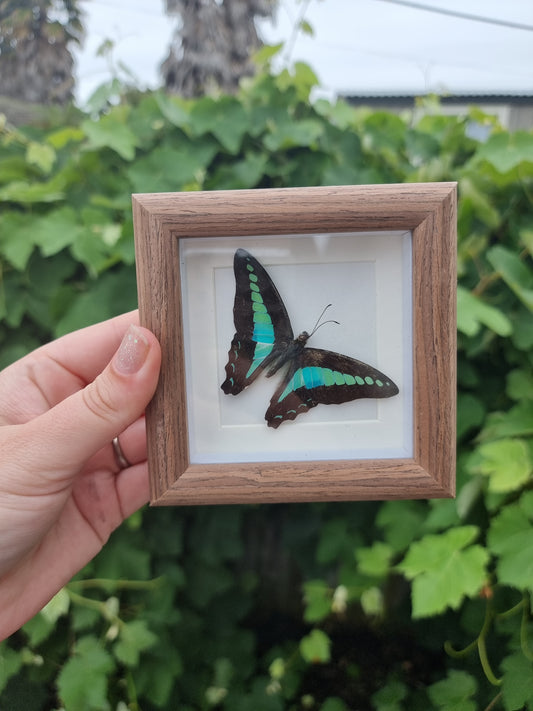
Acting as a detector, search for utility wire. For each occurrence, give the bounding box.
[374,0,533,32]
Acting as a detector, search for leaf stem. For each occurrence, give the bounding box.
[472,271,500,297]
[66,588,109,613]
[446,599,502,685]
[478,600,502,686]
[283,0,313,63]
[495,596,525,621]
[483,691,503,711]
[520,593,533,662]
[444,639,477,657]
[67,576,164,591]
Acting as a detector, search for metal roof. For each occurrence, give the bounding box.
[343,93,533,107]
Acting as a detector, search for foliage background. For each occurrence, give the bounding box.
[1,60,533,711]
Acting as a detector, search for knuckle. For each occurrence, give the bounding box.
[82,377,117,424]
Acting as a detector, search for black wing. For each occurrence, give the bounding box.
[265,347,399,428]
[221,249,293,395]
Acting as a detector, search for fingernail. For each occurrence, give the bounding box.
[114,325,150,374]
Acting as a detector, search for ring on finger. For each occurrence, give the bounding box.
[112,435,130,469]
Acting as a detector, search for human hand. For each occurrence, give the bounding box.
[0,312,161,639]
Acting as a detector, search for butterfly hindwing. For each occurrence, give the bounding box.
[265,347,399,428]
[221,249,293,395]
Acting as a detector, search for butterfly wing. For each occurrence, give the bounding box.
[221,249,293,395]
[265,347,399,428]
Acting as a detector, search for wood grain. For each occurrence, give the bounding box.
[133,183,457,506]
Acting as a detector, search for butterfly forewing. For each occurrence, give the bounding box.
[221,249,293,395]
[265,348,399,428]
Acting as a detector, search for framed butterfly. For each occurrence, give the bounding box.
[221,248,399,428]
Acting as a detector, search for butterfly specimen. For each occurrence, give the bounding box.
[221,248,399,428]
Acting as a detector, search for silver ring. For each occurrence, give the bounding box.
[112,436,130,469]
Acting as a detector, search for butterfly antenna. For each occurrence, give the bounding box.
[309,304,340,337]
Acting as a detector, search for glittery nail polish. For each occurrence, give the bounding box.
[114,325,149,374]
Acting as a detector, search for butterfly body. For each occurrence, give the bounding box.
[221,248,399,428]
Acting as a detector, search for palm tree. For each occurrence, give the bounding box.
[161,0,277,97]
[0,0,84,105]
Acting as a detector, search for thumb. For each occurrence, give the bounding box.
[23,324,161,480]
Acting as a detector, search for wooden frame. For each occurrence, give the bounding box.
[133,183,456,505]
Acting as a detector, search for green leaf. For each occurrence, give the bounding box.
[32,207,81,256]
[252,42,284,67]
[511,307,533,350]
[521,227,533,256]
[459,176,500,229]
[82,106,139,161]
[21,610,56,647]
[190,96,249,154]
[277,61,319,100]
[54,267,137,336]
[263,118,323,151]
[71,226,116,276]
[356,542,394,578]
[225,677,284,711]
[127,140,217,192]
[316,518,354,563]
[155,92,191,130]
[479,402,533,441]
[92,528,151,580]
[208,151,268,190]
[114,620,157,667]
[427,670,477,711]
[57,636,115,711]
[457,392,486,439]
[315,98,357,130]
[501,653,533,710]
[299,19,314,36]
[405,128,441,165]
[507,369,533,401]
[187,563,235,609]
[303,580,332,623]
[0,212,36,269]
[0,154,35,184]
[425,498,461,531]
[487,494,533,590]
[26,141,56,174]
[299,629,331,664]
[135,648,183,707]
[46,125,85,149]
[0,177,65,203]
[85,78,123,113]
[396,526,489,618]
[376,500,426,552]
[269,657,285,683]
[320,698,348,711]
[321,130,364,185]
[487,245,533,312]
[0,644,23,695]
[457,285,512,336]
[476,131,533,174]
[469,438,532,493]
[40,587,70,624]
[371,679,407,711]
[360,587,384,617]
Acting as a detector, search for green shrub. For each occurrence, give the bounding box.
[1,65,532,710]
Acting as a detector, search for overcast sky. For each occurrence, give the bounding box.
[75,0,533,104]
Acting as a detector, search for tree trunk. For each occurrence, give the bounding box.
[162,0,276,97]
[0,1,83,105]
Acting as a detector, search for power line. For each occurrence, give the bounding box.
[373,0,533,32]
